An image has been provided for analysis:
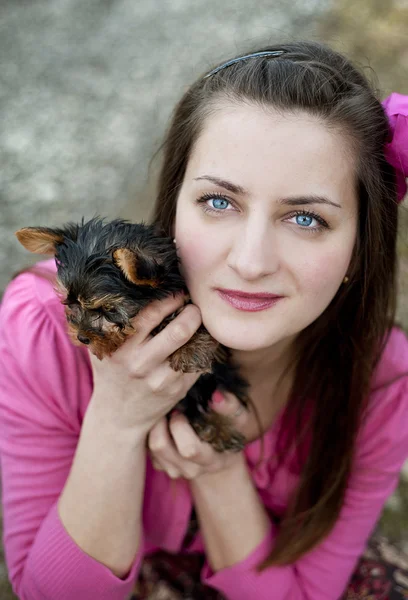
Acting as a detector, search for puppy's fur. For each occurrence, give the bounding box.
[16,217,251,452]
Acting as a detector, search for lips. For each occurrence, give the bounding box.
[216,289,284,312]
[216,287,282,299]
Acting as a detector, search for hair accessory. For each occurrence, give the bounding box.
[204,50,286,79]
[205,55,407,203]
[382,93,408,203]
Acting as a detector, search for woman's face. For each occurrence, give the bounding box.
[174,103,358,353]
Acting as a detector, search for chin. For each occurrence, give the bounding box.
[201,317,279,352]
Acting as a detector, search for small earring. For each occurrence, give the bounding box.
[173,238,176,244]
[343,276,349,284]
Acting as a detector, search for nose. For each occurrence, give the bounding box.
[227,223,278,280]
[77,334,91,345]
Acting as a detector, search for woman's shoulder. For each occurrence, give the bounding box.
[356,326,408,468]
[1,258,65,327]
[371,325,408,389]
[0,257,89,368]
[0,259,92,426]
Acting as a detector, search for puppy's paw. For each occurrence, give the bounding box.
[191,410,246,453]
[169,326,219,373]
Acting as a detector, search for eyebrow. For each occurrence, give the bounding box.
[194,175,342,209]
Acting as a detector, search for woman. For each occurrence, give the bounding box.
[0,40,407,600]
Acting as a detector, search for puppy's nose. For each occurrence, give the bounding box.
[77,334,91,345]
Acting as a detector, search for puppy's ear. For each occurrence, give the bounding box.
[113,248,159,287]
[15,223,79,255]
[15,227,64,255]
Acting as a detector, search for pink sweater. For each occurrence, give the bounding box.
[0,259,408,600]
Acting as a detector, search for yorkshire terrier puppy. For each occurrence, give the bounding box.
[15,217,250,452]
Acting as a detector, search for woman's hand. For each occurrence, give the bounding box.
[89,292,204,440]
[148,390,249,480]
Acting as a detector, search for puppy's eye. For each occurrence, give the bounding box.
[65,303,80,316]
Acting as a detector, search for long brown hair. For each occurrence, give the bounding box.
[150,40,407,569]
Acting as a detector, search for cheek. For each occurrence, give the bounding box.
[177,236,215,285]
[175,209,218,283]
[296,249,350,299]
[291,219,356,296]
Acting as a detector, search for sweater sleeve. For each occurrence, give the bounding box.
[200,376,408,600]
[0,272,144,600]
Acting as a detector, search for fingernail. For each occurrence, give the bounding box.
[212,390,224,404]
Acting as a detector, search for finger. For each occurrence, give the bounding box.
[88,350,98,370]
[137,361,202,414]
[210,389,249,422]
[154,458,181,479]
[148,417,186,477]
[128,303,202,375]
[150,444,199,480]
[88,349,107,371]
[144,361,183,395]
[150,456,164,471]
[168,412,214,466]
[149,445,181,478]
[148,416,176,453]
[148,423,182,479]
[120,291,187,349]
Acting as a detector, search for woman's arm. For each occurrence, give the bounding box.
[189,378,408,600]
[190,456,270,571]
[58,400,148,579]
[150,375,408,600]
[0,269,202,600]
[0,273,147,600]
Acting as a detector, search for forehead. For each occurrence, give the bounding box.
[187,103,357,206]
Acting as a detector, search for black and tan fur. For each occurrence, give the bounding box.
[16,217,250,452]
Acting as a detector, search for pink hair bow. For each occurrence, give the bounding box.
[382,92,408,203]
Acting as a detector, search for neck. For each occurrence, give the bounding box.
[230,335,297,436]
[231,334,295,388]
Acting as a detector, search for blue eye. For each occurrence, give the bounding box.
[195,192,330,234]
[196,192,233,215]
[288,211,330,233]
[295,214,313,227]
[212,197,229,210]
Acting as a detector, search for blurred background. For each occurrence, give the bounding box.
[1,0,407,597]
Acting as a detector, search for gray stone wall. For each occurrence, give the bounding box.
[0,0,328,294]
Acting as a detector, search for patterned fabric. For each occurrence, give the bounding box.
[341,536,408,600]
[129,509,408,600]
